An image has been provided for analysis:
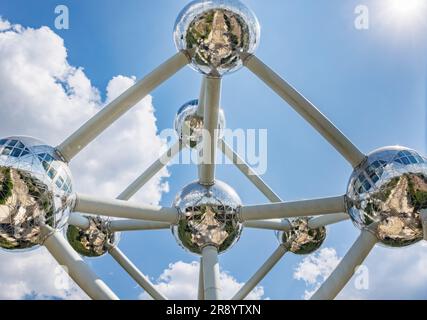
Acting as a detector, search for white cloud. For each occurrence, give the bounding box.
[338,243,427,300]
[0,17,11,31]
[0,17,169,299]
[0,247,87,300]
[293,248,341,300]
[139,261,265,300]
[294,244,427,300]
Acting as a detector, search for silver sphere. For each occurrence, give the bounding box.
[174,99,226,148]
[276,218,326,255]
[346,146,427,247]
[174,0,261,77]
[172,180,242,255]
[66,216,119,258]
[0,136,75,251]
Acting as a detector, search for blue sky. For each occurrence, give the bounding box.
[0,0,426,300]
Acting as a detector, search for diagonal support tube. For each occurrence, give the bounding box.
[199,77,222,186]
[308,213,349,229]
[43,228,119,300]
[240,196,346,221]
[232,245,287,300]
[107,244,166,300]
[242,54,365,168]
[244,219,291,231]
[202,245,221,300]
[117,141,183,201]
[311,229,377,300]
[57,51,191,162]
[218,139,281,203]
[74,194,179,223]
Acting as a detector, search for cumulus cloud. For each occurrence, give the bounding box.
[338,243,427,300]
[139,261,265,300]
[294,244,427,300]
[0,17,169,299]
[0,248,88,300]
[293,248,341,300]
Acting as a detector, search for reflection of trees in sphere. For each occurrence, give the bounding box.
[346,147,427,247]
[174,0,260,76]
[174,99,226,148]
[0,136,75,251]
[276,218,326,255]
[66,216,119,258]
[172,180,242,255]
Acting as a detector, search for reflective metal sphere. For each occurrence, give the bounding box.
[174,0,261,76]
[66,216,119,258]
[172,180,242,255]
[174,99,226,148]
[276,218,326,255]
[346,146,427,247]
[0,136,75,251]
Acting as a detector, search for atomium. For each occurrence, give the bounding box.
[1,0,425,301]
[0,136,75,251]
[66,216,119,257]
[276,218,327,255]
[346,146,427,247]
[174,0,260,76]
[174,99,226,148]
[172,180,242,255]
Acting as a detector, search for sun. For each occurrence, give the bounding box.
[387,0,427,23]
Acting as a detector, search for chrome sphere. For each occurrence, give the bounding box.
[66,216,119,257]
[172,180,242,255]
[174,99,226,148]
[276,218,326,255]
[346,146,427,247]
[174,0,260,76]
[0,136,75,251]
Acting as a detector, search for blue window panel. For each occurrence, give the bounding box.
[408,156,417,164]
[363,181,371,191]
[47,167,57,179]
[0,139,8,146]
[56,176,64,188]
[10,148,22,158]
[372,174,380,183]
[402,157,410,165]
[7,140,18,147]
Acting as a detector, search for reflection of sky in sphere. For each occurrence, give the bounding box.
[276,218,326,255]
[0,136,74,251]
[172,180,242,255]
[174,0,260,76]
[66,216,119,258]
[346,146,427,247]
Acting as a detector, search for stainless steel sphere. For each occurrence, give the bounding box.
[346,146,427,247]
[174,0,261,76]
[172,180,242,255]
[276,218,326,255]
[66,216,119,258]
[174,99,226,148]
[0,136,75,251]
